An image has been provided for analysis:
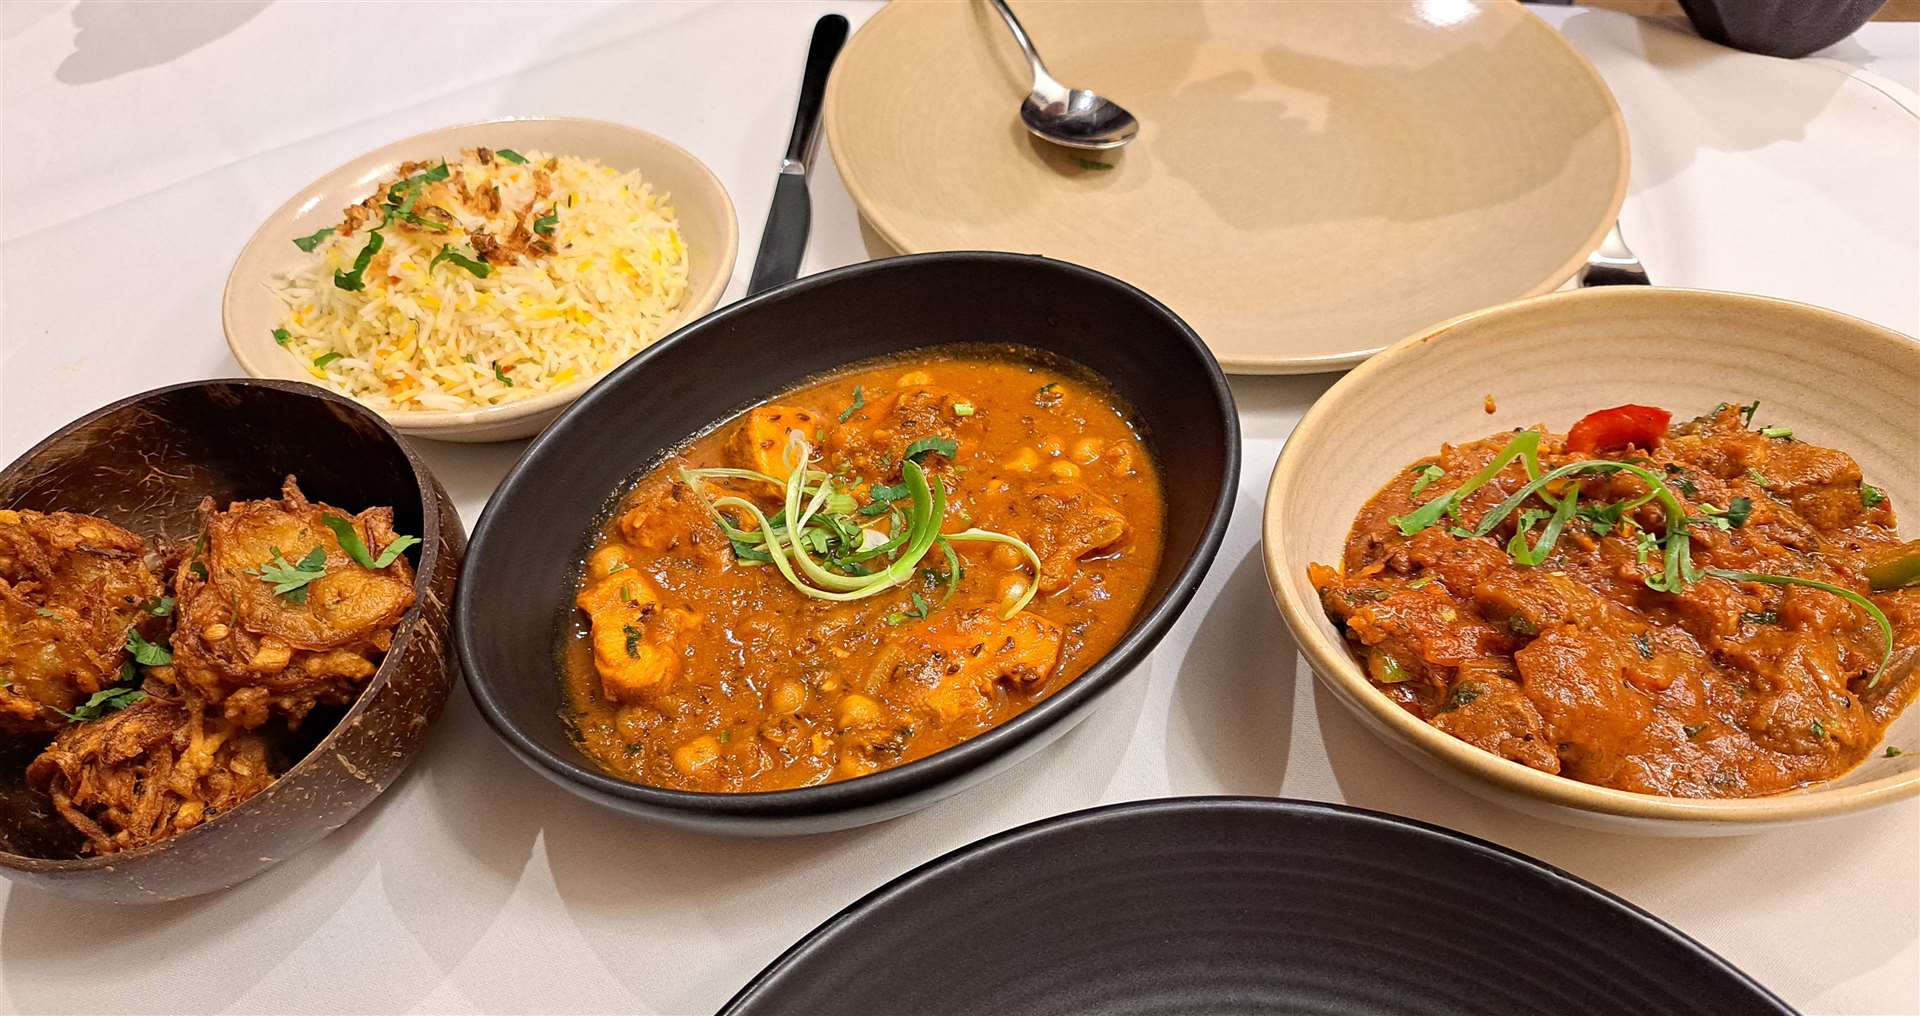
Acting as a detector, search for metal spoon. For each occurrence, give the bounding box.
[988,0,1138,150]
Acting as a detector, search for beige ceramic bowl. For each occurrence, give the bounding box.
[825,0,1626,374]
[1263,287,1920,835]
[224,117,737,443]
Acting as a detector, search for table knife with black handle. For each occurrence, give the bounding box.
[747,14,850,295]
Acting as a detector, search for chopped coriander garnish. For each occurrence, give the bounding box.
[250,545,328,604]
[1745,468,1772,489]
[143,596,175,617]
[1860,482,1886,509]
[271,327,291,346]
[1887,746,1905,758]
[533,209,559,235]
[905,591,931,621]
[1738,400,1761,427]
[903,436,958,464]
[623,624,643,659]
[430,244,491,278]
[333,227,384,291]
[1809,718,1828,741]
[125,629,172,666]
[1759,425,1793,440]
[321,514,420,570]
[313,352,343,368]
[495,149,528,165]
[838,386,865,423]
[1724,496,1753,528]
[1409,463,1445,498]
[56,687,145,723]
[1741,611,1779,626]
[292,226,335,252]
[493,363,514,387]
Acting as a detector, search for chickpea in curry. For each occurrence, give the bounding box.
[566,350,1165,791]
[1312,402,1918,798]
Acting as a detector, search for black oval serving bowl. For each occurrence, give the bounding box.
[458,252,1240,834]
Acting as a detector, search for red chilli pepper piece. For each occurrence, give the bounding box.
[1565,404,1672,454]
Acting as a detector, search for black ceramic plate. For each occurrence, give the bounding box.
[722,798,1794,1016]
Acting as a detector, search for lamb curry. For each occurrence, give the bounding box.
[565,348,1165,792]
[1312,402,1918,798]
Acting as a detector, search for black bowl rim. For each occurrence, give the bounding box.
[0,377,451,871]
[458,250,1242,821]
[720,796,1797,1015]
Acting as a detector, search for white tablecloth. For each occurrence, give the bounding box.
[2,3,1916,1014]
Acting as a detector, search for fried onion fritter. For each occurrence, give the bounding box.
[0,509,165,734]
[26,688,276,855]
[167,478,416,728]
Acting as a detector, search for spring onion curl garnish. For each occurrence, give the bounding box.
[679,433,1040,619]
[1394,430,1898,685]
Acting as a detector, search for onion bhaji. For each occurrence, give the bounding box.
[168,477,416,729]
[0,509,165,733]
[26,689,275,854]
[6,476,417,855]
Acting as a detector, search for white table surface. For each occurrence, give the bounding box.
[3,3,1917,1014]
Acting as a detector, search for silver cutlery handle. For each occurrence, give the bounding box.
[1579,222,1651,287]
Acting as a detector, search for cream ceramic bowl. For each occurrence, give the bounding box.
[1263,287,1920,835]
[224,117,737,443]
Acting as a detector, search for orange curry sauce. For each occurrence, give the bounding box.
[1313,403,1918,798]
[564,349,1165,792]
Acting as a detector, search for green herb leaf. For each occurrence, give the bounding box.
[1888,746,1905,758]
[1759,425,1793,440]
[1390,431,1542,538]
[56,687,145,723]
[606,562,630,575]
[1725,496,1753,529]
[903,436,958,464]
[838,386,865,423]
[906,591,931,620]
[143,596,175,617]
[623,624,643,659]
[272,327,291,346]
[292,226,336,253]
[251,545,328,604]
[493,362,514,387]
[1810,718,1828,741]
[334,228,384,291]
[1861,482,1886,509]
[495,149,528,165]
[1742,610,1779,626]
[533,209,559,235]
[1664,464,1699,498]
[430,244,491,278]
[1739,400,1761,427]
[125,628,172,666]
[1408,463,1445,498]
[321,514,420,569]
[312,351,343,368]
[1746,468,1772,489]
[1072,158,1115,171]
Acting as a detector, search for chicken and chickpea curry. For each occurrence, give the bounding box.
[566,349,1165,792]
[1312,402,1918,798]
[0,479,418,853]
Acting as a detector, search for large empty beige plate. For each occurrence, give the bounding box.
[826,1,1627,373]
